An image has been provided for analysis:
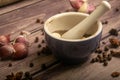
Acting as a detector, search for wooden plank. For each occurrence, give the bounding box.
[0,0,71,27]
[0,0,71,80]
[33,0,120,80]
[0,0,120,80]
[0,0,42,15]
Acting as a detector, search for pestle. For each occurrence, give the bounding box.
[62,1,111,39]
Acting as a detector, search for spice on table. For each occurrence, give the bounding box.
[24,71,33,80]
[102,52,107,58]
[115,8,119,12]
[90,58,96,63]
[95,48,102,53]
[102,20,108,25]
[104,46,109,51]
[5,71,24,80]
[37,50,41,56]
[109,38,120,48]
[111,72,120,78]
[36,19,41,23]
[41,32,44,35]
[29,62,34,68]
[109,28,118,36]
[8,63,12,67]
[107,54,112,61]
[41,39,45,43]
[95,57,99,62]
[102,41,106,44]
[15,71,23,80]
[41,46,52,55]
[110,50,120,57]
[40,20,44,24]
[103,61,108,66]
[38,44,42,48]
[41,63,47,70]
[91,51,113,66]
[97,54,102,59]
[34,37,39,43]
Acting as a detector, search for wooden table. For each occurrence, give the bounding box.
[0,0,120,80]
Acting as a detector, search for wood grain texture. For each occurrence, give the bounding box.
[0,0,70,80]
[0,0,42,15]
[34,0,120,80]
[0,0,120,80]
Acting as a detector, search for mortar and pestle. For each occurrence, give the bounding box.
[44,1,111,64]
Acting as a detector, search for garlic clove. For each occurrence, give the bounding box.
[70,0,84,9]
[78,2,88,13]
[88,4,95,13]
[52,32,61,38]
[82,0,88,2]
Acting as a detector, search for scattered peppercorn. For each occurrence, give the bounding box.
[102,41,106,44]
[110,50,120,57]
[97,54,102,59]
[95,48,102,53]
[102,52,107,58]
[91,51,113,66]
[6,73,14,80]
[24,72,30,77]
[5,71,33,80]
[102,20,108,24]
[5,72,24,80]
[36,19,40,23]
[107,54,112,61]
[99,58,104,63]
[23,71,33,80]
[95,57,99,62]
[41,63,47,70]
[109,28,118,36]
[110,50,115,55]
[29,62,34,68]
[41,46,52,55]
[34,37,39,43]
[115,8,119,12]
[109,38,120,48]
[104,46,109,51]
[15,71,23,80]
[37,50,41,56]
[8,63,12,67]
[38,44,42,48]
[90,58,96,63]
[103,61,108,66]
[41,39,45,43]
[40,21,44,24]
[111,72,120,78]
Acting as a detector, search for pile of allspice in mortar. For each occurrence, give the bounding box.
[90,28,120,78]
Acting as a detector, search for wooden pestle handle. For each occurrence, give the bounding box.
[62,1,111,39]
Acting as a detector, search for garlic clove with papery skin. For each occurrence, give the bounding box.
[52,32,61,38]
[69,0,84,9]
[88,4,96,13]
[78,2,88,13]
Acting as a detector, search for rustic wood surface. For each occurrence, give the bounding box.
[0,0,120,80]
